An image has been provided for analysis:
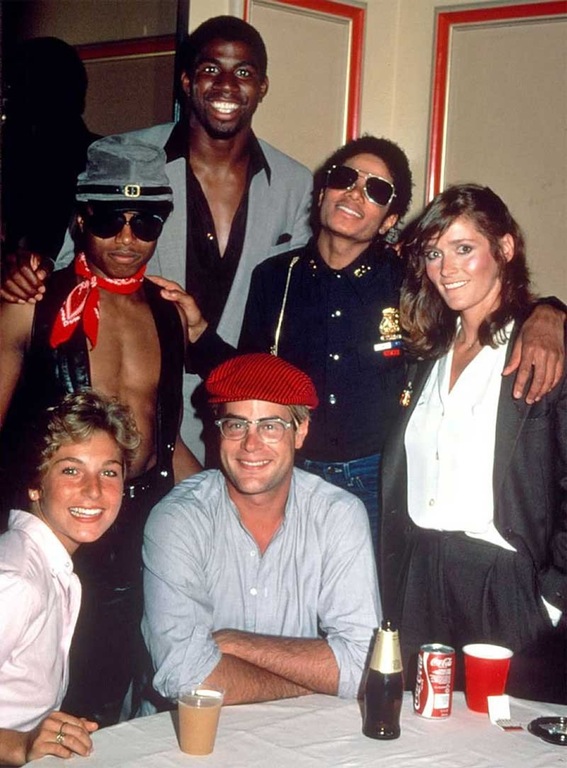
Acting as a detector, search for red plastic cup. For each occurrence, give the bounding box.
[462,644,513,713]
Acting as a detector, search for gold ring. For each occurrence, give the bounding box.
[55,723,66,745]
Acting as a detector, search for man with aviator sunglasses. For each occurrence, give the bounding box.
[325,164,397,208]
[0,135,201,726]
[155,134,565,553]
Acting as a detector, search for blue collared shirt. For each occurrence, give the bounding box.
[142,469,381,700]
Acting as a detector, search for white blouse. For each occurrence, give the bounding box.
[0,510,81,730]
[405,328,511,548]
[404,325,561,623]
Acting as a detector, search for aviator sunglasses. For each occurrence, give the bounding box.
[326,164,396,207]
[84,211,166,242]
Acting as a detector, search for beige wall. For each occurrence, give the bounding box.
[360,0,554,212]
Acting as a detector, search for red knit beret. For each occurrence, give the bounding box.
[206,353,319,409]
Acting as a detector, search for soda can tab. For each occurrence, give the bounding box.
[414,643,455,718]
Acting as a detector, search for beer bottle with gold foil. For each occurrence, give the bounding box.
[362,620,403,739]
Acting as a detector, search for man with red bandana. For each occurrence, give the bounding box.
[142,353,380,709]
[0,135,201,726]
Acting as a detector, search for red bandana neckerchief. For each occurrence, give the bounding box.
[49,252,146,349]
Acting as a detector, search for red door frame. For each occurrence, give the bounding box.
[427,1,567,200]
[243,0,364,139]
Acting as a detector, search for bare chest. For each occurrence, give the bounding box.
[88,297,161,475]
[89,299,160,390]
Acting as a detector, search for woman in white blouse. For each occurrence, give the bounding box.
[0,390,139,765]
[380,184,566,702]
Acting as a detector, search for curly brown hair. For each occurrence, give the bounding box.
[400,184,533,358]
[28,390,140,489]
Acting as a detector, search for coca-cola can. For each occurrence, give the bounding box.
[414,643,455,718]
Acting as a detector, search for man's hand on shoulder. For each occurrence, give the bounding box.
[503,302,565,403]
[147,274,209,343]
[0,250,53,304]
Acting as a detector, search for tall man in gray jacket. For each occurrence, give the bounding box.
[128,17,312,461]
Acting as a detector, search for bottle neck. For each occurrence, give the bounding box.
[369,628,403,674]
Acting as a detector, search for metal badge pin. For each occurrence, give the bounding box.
[379,307,402,342]
[400,382,413,407]
[374,307,404,357]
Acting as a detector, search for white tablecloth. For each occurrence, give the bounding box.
[35,692,566,767]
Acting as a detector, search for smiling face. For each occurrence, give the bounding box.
[218,399,308,507]
[424,215,514,323]
[182,38,268,139]
[29,430,124,554]
[319,153,399,248]
[78,209,157,280]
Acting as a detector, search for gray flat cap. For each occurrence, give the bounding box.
[76,134,173,204]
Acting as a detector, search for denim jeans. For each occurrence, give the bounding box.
[296,453,381,548]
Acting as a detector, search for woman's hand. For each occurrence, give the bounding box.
[24,711,98,763]
[0,711,98,765]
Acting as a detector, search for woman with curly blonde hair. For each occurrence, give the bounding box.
[0,390,139,765]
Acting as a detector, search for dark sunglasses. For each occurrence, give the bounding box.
[84,211,165,242]
[326,164,396,207]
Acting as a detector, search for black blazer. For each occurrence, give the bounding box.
[380,323,567,619]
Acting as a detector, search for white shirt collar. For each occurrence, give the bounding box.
[8,510,75,581]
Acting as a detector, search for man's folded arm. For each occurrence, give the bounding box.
[204,651,312,705]
[212,630,339,698]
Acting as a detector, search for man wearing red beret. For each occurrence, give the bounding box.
[142,353,381,706]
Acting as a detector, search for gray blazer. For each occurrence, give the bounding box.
[126,124,313,345]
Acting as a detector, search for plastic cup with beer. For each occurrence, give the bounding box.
[462,643,513,713]
[177,685,224,755]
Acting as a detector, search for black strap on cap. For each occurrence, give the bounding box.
[77,184,172,199]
